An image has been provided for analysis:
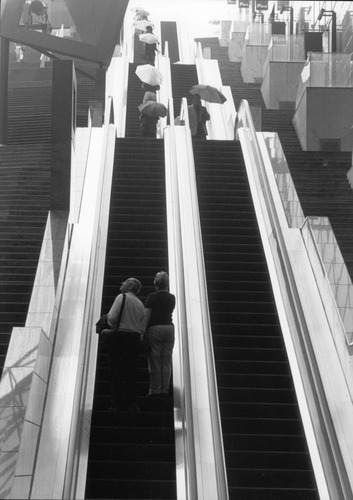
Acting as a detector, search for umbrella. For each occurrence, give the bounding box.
[189,84,227,104]
[136,8,150,16]
[139,33,159,45]
[135,64,163,86]
[135,20,154,31]
[138,101,167,118]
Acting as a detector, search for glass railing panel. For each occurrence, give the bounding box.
[247,31,271,46]
[307,216,353,344]
[261,132,305,228]
[265,35,305,66]
[296,52,353,106]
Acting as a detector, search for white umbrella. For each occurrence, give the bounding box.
[139,33,159,45]
[135,64,163,86]
[136,8,150,16]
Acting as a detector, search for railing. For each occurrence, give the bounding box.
[302,215,353,344]
[261,132,353,348]
[244,22,272,46]
[260,131,305,228]
[263,35,305,77]
[165,97,229,500]
[28,97,116,499]
[296,52,353,108]
[236,99,353,498]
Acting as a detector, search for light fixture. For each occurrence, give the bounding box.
[316,9,336,52]
[279,4,293,35]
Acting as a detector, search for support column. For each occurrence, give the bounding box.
[89,65,106,126]
[0,37,9,145]
[51,59,76,211]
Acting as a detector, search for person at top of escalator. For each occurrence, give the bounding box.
[142,25,159,66]
[188,93,210,139]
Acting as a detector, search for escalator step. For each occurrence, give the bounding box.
[85,137,176,499]
[194,139,319,498]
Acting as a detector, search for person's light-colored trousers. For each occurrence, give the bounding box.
[146,324,175,395]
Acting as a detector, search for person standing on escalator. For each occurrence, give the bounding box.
[105,277,145,411]
[142,25,159,66]
[143,271,176,397]
[188,93,210,139]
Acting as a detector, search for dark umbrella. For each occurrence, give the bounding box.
[189,84,227,104]
[138,101,167,118]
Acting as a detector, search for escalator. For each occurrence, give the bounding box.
[170,64,198,120]
[85,137,176,499]
[193,139,320,499]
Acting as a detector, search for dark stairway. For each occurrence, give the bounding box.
[0,144,51,369]
[0,43,97,378]
[193,140,319,499]
[0,44,53,377]
[85,138,176,500]
[170,64,198,119]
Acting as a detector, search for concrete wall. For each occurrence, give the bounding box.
[240,45,268,83]
[219,20,232,47]
[228,31,246,61]
[261,61,305,110]
[294,87,353,151]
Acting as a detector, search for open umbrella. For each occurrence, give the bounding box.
[138,101,167,118]
[135,64,163,86]
[135,20,154,31]
[131,6,150,14]
[189,84,227,104]
[136,8,150,16]
[139,33,159,45]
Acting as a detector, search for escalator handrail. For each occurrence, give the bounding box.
[165,97,198,500]
[63,96,117,499]
[165,96,229,500]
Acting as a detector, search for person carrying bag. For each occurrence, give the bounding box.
[103,277,145,412]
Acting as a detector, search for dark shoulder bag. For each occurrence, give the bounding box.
[96,294,126,335]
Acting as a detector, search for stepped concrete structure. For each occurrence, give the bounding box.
[1,1,353,499]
